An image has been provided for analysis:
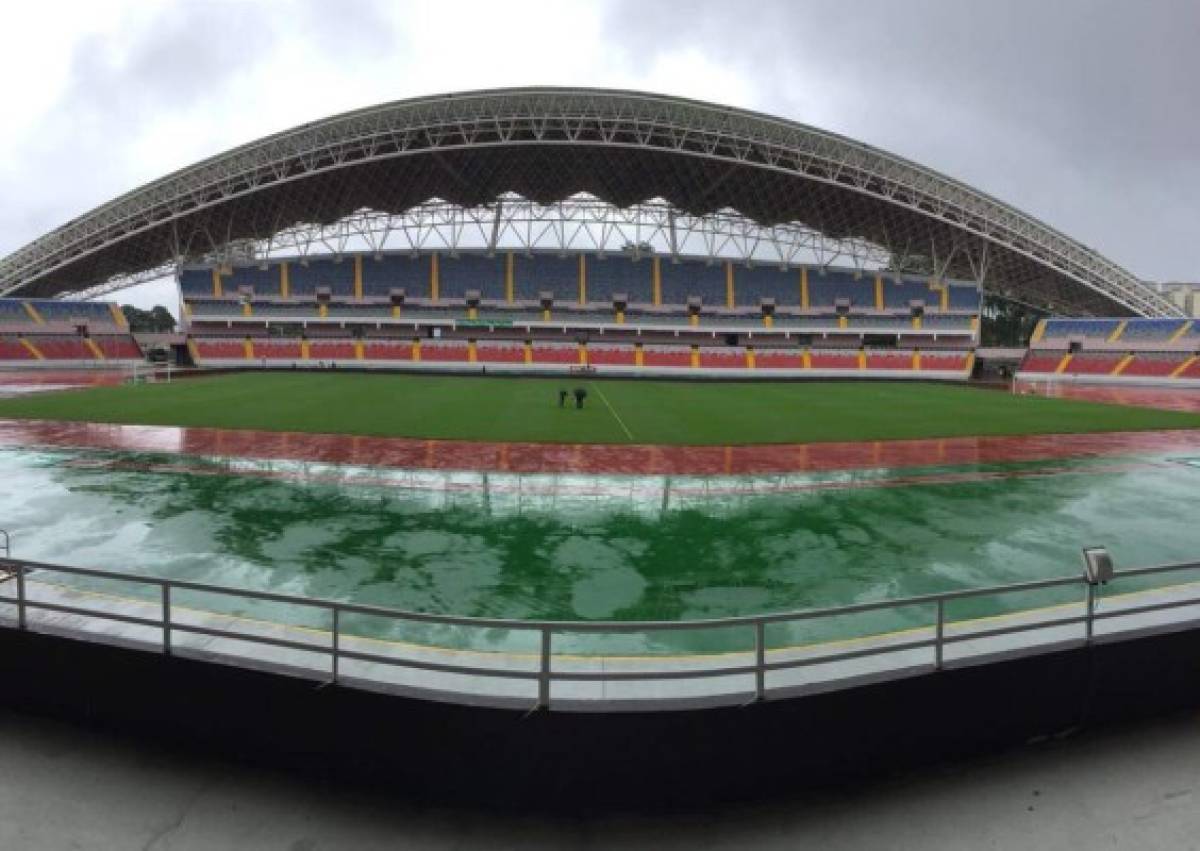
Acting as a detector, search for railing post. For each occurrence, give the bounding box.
[161,583,172,655]
[1085,582,1095,645]
[935,599,944,670]
[331,607,340,684]
[754,621,766,700]
[537,628,551,710]
[16,564,26,630]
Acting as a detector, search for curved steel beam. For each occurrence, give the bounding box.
[0,87,1178,316]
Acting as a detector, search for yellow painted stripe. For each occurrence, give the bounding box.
[542,308,552,322]
[802,348,811,369]
[965,352,976,373]
[505,252,515,303]
[22,302,44,325]
[1108,320,1127,342]
[318,303,328,319]
[354,340,364,361]
[84,338,105,360]
[300,339,311,360]
[186,339,199,363]
[652,257,662,306]
[874,275,883,310]
[412,338,421,361]
[941,285,949,312]
[468,340,477,363]
[763,313,773,328]
[912,350,921,370]
[1031,319,1047,343]
[244,338,254,360]
[108,303,127,328]
[800,267,809,309]
[578,254,587,305]
[1170,355,1197,378]
[616,309,625,325]
[1112,353,1134,375]
[725,261,735,308]
[688,313,699,327]
[746,347,755,369]
[212,268,223,297]
[911,314,922,331]
[634,343,644,367]
[353,256,363,300]
[391,304,401,319]
[578,342,587,366]
[242,302,252,317]
[838,315,848,329]
[467,306,477,321]
[1054,353,1073,373]
[430,253,439,301]
[280,262,290,299]
[690,345,699,368]
[19,337,43,360]
[524,340,533,364]
[857,349,866,370]
[1169,320,1193,343]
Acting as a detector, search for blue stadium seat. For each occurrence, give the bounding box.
[586,255,653,304]
[808,269,872,308]
[225,263,281,296]
[0,300,34,325]
[187,300,244,316]
[922,314,974,330]
[946,284,981,311]
[35,300,116,325]
[178,269,213,297]
[882,277,932,309]
[736,265,799,306]
[1042,318,1120,340]
[438,254,505,300]
[514,254,578,301]
[289,257,355,296]
[1120,318,1188,341]
[362,254,430,297]
[660,258,725,305]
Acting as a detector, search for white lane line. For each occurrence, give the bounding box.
[592,383,634,441]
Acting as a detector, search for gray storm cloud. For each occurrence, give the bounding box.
[0,0,1195,301]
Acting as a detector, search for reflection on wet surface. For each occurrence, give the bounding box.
[2,444,1198,642]
[1014,380,1200,413]
[0,369,132,398]
[2,417,1200,476]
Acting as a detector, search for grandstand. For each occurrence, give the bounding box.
[178,251,979,378]
[1017,317,1200,386]
[0,297,143,366]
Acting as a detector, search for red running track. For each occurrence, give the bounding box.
[1,418,1198,475]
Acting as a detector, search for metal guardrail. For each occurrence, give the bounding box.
[1,554,1199,710]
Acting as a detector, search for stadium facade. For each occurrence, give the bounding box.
[0,87,1180,319]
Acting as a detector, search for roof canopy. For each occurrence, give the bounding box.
[0,87,1177,316]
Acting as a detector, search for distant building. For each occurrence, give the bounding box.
[1154,282,1200,317]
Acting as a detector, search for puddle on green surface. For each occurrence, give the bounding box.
[1,447,1198,654]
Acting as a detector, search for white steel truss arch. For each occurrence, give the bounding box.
[0,87,1178,316]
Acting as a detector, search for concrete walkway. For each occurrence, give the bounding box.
[2,702,1199,849]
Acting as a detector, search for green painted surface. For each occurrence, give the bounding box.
[2,446,1198,654]
[1,373,1199,444]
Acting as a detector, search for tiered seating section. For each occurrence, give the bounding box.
[0,298,143,365]
[182,251,980,379]
[1017,317,1200,384]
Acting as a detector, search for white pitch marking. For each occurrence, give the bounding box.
[592,383,634,442]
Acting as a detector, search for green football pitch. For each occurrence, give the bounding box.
[1,372,1198,445]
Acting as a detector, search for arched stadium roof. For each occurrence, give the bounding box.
[0,87,1179,316]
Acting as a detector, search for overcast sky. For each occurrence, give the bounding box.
[1,0,1196,312]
